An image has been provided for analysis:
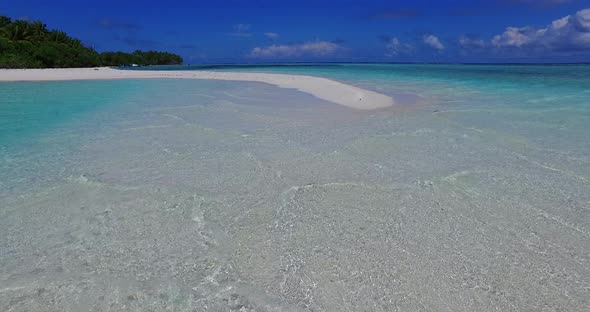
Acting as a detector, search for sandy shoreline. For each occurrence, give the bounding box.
[0,67,394,110]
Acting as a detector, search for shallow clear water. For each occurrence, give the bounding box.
[1,65,589,311]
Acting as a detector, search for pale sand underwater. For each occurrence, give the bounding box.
[0,68,394,110]
[0,70,589,311]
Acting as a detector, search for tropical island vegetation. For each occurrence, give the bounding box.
[0,16,182,68]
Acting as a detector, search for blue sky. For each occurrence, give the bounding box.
[3,0,590,63]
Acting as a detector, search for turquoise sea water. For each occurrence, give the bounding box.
[1,65,589,311]
[212,64,590,170]
[142,63,590,152]
[144,63,590,96]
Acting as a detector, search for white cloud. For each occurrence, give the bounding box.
[423,35,445,50]
[491,27,535,47]
[384,37,413,56]
[491,8,590,52]
[264,32,279,40]
[229,24,252,37]
[249,40,342,58]
[458,36,486,49]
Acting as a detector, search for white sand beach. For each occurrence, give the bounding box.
[0,67,394,110]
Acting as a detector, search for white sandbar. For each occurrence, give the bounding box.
[0,67,394,110]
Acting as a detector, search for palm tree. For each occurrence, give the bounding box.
[28,21,48,41]
[0,16,11,28]
[1,20,34,42]
[47,30,69,44]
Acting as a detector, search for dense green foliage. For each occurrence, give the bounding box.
[100,51,183,67]
[0,16,182,68]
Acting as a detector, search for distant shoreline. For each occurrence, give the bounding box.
[0,67,394,110]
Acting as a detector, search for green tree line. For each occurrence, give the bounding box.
[0,16,183,68]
